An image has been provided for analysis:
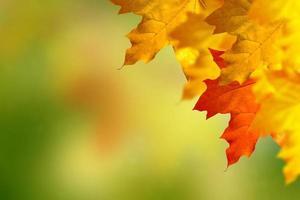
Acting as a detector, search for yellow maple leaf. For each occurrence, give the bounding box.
[249,0,300,74]
[275,131,300,184]
[111,0,224,65]
[222,22,283,84]
[206,0,252,34]
[251,70,300,183]
[170,13,234,99]
[207,0,284,84]
[111,0,205,65]
[112,0,230,98]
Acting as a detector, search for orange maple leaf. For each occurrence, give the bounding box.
[194,50,260,166]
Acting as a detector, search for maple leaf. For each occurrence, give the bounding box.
[206,0,252,34]
[112,0,231,99]
[206,0,284,84]
[249,0,300,73]
[194,50,260,166]
[170,13,233,99]
[111,0,208,65]
[275,131,300,184]
[251,71,300,183]
[248,0,300,78]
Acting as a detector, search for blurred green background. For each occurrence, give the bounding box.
[0,1,300,199]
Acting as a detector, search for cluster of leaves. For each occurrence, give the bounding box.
[111,0,300,184]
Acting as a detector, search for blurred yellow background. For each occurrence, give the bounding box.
[0,1,299,199]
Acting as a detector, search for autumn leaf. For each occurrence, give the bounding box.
[275,131,300,184]
[249,0,300,73]
[112,0,230,99]
[170,13,234,99]
[111,0,209,65]
[194,50,260,166]
[251,70,300,183]
[206,0,252,34]
[207,0,284,84]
